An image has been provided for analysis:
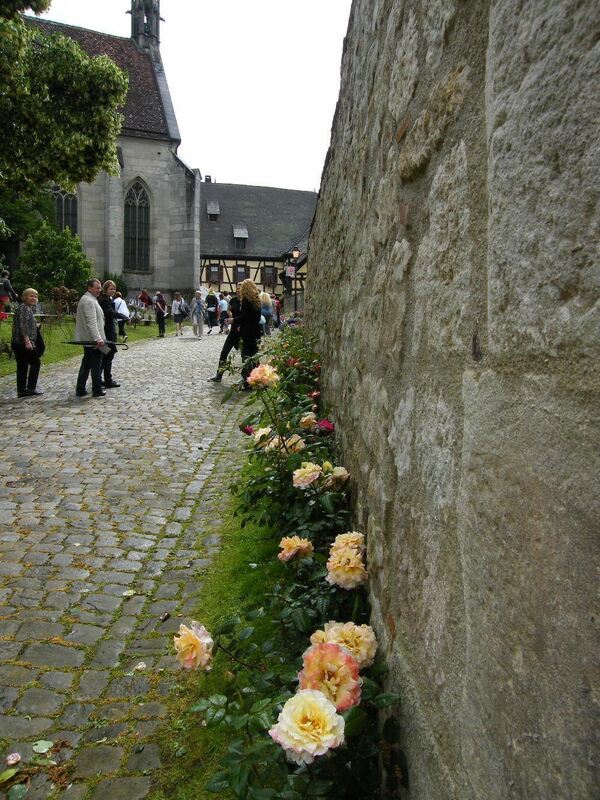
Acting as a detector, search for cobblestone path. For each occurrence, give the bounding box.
[0,332,245,799]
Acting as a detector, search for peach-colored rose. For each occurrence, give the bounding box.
[269,689,345,765]
[253,426,272,447]
[248,364,280,387]
[331,531,365,554]
[173,621,213,670]
[278,536,314,562]
[285,434,306,453]
[299,412,318,431]
[298,642,361,711]
[326,546,368,590]
[310,621,378,669]
[322,463,350,489]
[292,462,322,489]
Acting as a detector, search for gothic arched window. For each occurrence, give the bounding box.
[52,187,77,233]
[124,181,150,271]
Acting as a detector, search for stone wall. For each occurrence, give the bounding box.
[305,1,599,798]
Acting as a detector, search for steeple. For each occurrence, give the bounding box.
[130,0,160,49]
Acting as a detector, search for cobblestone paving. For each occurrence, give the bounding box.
[0,332,245,798]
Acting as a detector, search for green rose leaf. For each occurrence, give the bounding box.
[372,692,402,709]
[0,769,18,784]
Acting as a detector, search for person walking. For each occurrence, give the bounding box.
[259,291,273,336]
[11,287,43,398]
[172,292,188,336]
[205,289,218,334]
[191,291,205,339]
[98,280,125,389]
[0,270,19,311]
[239,279,262,390]
[155,292,167,337]
[75,278,106,398]
[207,283,242,382]
[113,291,129,340]
[218,292,229,333]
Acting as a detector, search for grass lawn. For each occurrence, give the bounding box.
[0,315,178,378]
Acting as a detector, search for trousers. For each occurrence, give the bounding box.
[216,329,241,375]
[76,347,103,393]
[13,344,41,393]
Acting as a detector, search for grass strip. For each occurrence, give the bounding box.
[150,496,280,800]
[0,317,178,377]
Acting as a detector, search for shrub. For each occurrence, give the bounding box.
[14,221,91,299]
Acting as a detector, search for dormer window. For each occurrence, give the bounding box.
[233,225,248,249]
[207,199,220,222]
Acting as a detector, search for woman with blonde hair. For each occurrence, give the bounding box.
[11,287,43,397]
[259,291,273,336]
[239,279,262,389]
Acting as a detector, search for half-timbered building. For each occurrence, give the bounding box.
[199,179,316,296]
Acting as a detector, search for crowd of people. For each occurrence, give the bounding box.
[134,286,282,340]
[8,276,279,398]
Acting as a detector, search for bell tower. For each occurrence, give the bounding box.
[130,0,161,49]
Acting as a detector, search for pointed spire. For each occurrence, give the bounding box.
[130,0,160,49]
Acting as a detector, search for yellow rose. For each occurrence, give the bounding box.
[268,690,345,764]
[299,412,318,430]
[292,462,322,489]
[253,426,272,447]
[278,536,314,562]
[310,621,378,669]
[285,434,306,453]
[326,545,368,590]
[173,621,213,670]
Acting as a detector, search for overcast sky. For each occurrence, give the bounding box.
[39,0,352,192]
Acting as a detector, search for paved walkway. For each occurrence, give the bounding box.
[0,332,244,799]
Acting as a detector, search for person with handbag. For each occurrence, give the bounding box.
[11,287,44,398]
[171,291,188,336]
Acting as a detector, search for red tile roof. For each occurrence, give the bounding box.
[25,18,171,140]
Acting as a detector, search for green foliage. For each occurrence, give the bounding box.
[105,271,128,297]
[0,10,128,195]
[170,328,402,799]
[0,187,53,240]
[0,2,51,18]
[14,220,91,298]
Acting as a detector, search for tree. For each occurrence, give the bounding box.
[14,220,92,298]
[0,2,128,195]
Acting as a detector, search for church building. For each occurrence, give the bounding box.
[26,1,317,299]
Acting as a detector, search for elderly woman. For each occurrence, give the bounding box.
[11,287,43,398]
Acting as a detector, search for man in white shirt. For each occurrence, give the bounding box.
[74,278,105,397]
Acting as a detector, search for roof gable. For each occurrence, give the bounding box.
[25,17,172,141]
[201,183,317,260]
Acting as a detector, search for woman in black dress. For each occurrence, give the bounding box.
[11,287,43,398]
[238,279,262,390]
